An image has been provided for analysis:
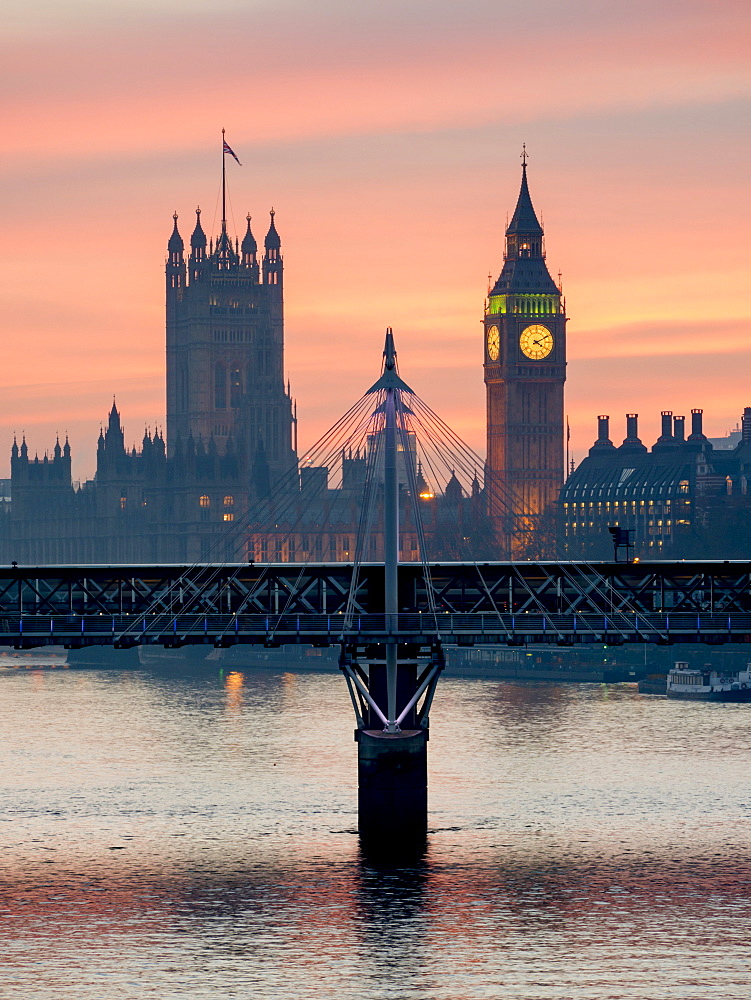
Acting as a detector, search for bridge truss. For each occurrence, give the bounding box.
[2,559,751,648]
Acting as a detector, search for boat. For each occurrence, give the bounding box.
[666,660,751,702]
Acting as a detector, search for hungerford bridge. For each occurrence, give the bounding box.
[5,335,751,845]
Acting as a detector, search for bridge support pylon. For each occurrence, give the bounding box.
[340,642,443,851]
[356,726,428,847]
[337,330,445,851]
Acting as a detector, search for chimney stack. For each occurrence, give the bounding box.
[618,413,648,455]
[589,414,616,455]
[690,409,703,438]
[673,415,685,442]
[653,410,681,454]
[660,410,673,440]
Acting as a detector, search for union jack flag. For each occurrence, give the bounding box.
[223,139,242,166]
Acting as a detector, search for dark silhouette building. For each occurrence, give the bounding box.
[9,161,745,566]
[484,154,566,556]
[166,207,295,490]
[560,408,751,558]
[0,195,297,564]
[0,189,493,565]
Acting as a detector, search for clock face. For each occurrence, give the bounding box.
[486,325,500,362]
[519,324,553,360]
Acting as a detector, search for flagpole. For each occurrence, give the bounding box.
[221,128,226,228]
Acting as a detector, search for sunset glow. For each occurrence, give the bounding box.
[1,0,749,478]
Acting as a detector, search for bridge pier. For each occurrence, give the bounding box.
[356,727,428,848]
[341,642,442,849]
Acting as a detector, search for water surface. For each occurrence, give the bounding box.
[1,664,750,998]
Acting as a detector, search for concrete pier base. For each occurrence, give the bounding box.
[356,728,428,848]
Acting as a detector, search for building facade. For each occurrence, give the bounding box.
[166,207,296,492]
[0,195,297,565]
[484,158,566,556]
[0,189,492,565]
[560,408,751,558]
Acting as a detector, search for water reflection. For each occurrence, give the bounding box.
[1,664,751,998]
[223,669,245,713]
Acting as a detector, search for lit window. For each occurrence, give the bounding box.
[120,496,127,510]
[223,495,234,507]
[230,365,242,408]
[223,513,234,522]
[199,495,210,507]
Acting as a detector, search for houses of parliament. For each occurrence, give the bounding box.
[1,158,747,565]
[0,163,504,565]
[1,201,299,564]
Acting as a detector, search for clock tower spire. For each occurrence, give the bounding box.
[484,153,567,557]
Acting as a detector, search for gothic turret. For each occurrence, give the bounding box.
[191,208,206,252]
[241,214,259,281]
[166,212,185,293]
[189,208,207,283]
[263,209,282,286]
[167,213,184,260]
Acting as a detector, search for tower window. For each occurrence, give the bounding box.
[215,363,226,409]
[224,495,234,506]
[230,365,242,408]
[223,513,234,522]
[199,495,210,508]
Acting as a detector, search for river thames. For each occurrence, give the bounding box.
[1,661,750,998]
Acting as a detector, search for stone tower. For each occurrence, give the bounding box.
[166,189,296,495]
[483,155,566,556]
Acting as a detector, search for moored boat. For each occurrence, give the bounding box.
[666,661,751,702]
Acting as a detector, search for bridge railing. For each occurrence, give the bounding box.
[2,611,751,645]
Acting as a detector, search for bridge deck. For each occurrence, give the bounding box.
[1,611,751,648]
[0,560,750,647]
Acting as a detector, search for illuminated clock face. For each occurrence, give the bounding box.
[519,324,553,360]
[486,325,500,361]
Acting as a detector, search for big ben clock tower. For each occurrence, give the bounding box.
[484,152,566,557]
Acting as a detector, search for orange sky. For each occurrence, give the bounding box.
[1,0,749,479]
